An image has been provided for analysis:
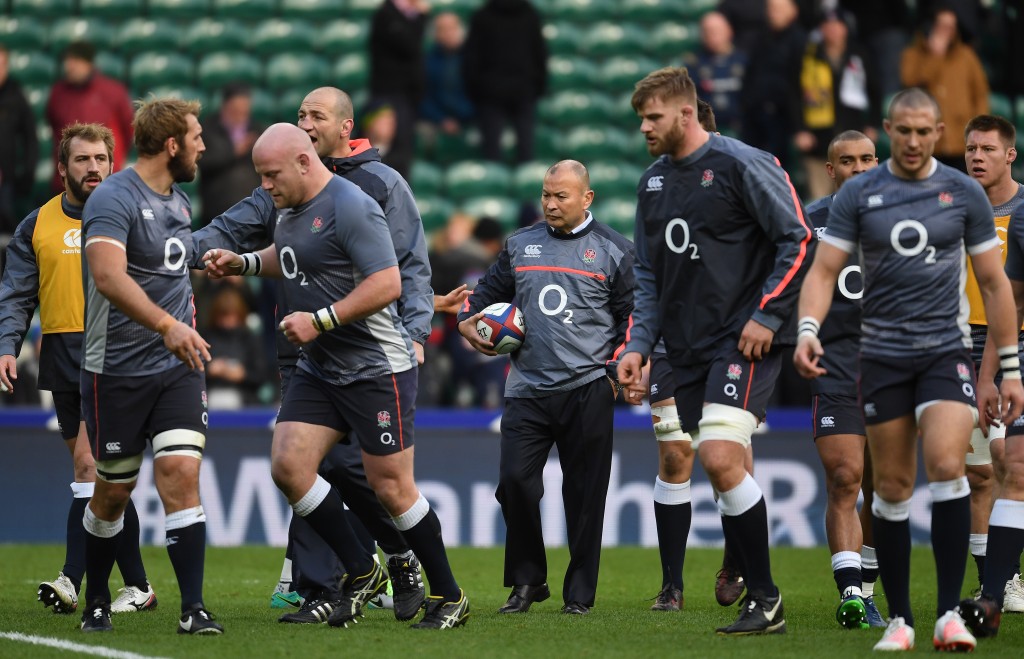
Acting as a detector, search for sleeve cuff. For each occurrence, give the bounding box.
[967,236,1001,256]
[821,234,855,253]
[751,309,784,333]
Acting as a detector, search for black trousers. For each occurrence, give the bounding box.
[289,439,409,598]
[477,99,537,164]
[497,377,616,607]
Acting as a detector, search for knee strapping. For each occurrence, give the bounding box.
[694,403,758,449]
[651,404,690,442]
[95,453,144,484]
[152,429,206,461]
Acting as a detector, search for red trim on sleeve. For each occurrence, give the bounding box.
[759,160,812,310]
[607,314,634,363]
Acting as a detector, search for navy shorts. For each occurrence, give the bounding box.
[648,352,676,405]
[277,367,417,457]
[81,364,208,462]
[812,392,864,439]
[859,348,977,425]
[669,344,782,434]
[52,390,81,441]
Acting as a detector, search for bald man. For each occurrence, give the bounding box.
[204,124,468,630]
[457,161,635,615]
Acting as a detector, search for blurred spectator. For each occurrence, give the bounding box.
[840,0,912,97]
[368,0,430,180]
[900,7,989,171]
[44,41,133,194]
[356,99,398,163]
[198,83,262,227]
[201,283,269,409]
[718,0,766,55]
[684,11,747,137]
[430,214,503,295]
[420,12,474,137]
[463,0,548,164]
[794,10,879,200]
[740,0,806,171]
[995,0,1024,98]
[0,44,39,243]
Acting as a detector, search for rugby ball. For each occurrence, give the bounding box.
[476,302,526,354]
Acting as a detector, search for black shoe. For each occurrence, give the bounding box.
[177,604,224,635]
[716,593,786,635]
[80,600,112,632]
[957,595,1001,638]
[327,561,388,628]
[410,589,470,629]
[562,602,590,615]
[715,553,745,607]
[497,583,550,614]
[651,584,682,611]
[278,597,339,624]
[387,554,425,621]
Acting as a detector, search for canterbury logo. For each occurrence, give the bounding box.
[646,176,664,192]
[524,245,542,257]
[63,229,81,248]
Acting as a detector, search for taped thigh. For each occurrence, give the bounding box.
[95,453,144,484]
[966,426,993,466]
[651,404,692,443]
[693,403,758,450]
[152,429,206,461]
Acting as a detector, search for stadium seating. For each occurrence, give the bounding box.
[409,161,444,197]
[459,196,519,231]
[24,85,49,116]
[547,0,618,23]
[649,22,699,60]
[990,93,1013,122]
[266,53,331,92]
[279,0,345,21]
[96,52,127,81]
[561,125,636,162]
[539,91,617,128]
[581,22,647,58]
[252,19,316,56]
[212,0,275,19]
[10,0,73,19]
[48,17,115,53]
[679,0,719,20]
[317,19,370,54]
[429,0,481,19]
[116,18,180,56]
[332,53,369,90]
[415,194,453,233]
[8,50,57,86]
[347,0,386,20]
[547,55,599,90]
[511,161,550,201]
[196,52,263,90]
[0,16,45,50]
[592,197,637,236]
[541,22,585,57]
[79,0,144,18]
[445,161,512,200]
[621,0,686,24]
[589,161,644,198]
[180,18,248,55]
[599,56,662,95]
[147,0,211,18]
[130,52,194,90]
[147,85,210,110]
[274,87,308,121]
[248,87,277,124]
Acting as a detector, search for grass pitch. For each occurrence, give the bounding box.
[1,545,1022,657]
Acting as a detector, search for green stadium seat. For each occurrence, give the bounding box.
[592,197,637,236]
[560,125,633,162]
[197,52,263,90]
[589,161,644,198]
[0,17,46,50]
[252,19,317,56]
[621,0,686,23]
[332,53,369,90]
[444,161,512,200]
[679,0,718,21]
[990,93,1013,121]
[148,85,209,111]
[1016,96,1024,128]
[547,0,618,22]
[613,91,641,124]
[266,53,332,91]
[80,0,145,18]
[547,55,599,91]
[538,91,617,128]
[649,22,699,60]
[347,0,386,20]
[95,52,128,82]
[24,85,49,116]
[11,0,74,18]
[180,19,248,55]
[280,0,344,20]
[130,52,194,90]
[459,196,519,231]
[409,161,443,196]
[598,56,662,95]
[415,195,454,233]
[33,157,54,204]
[429,0,481,19]
[581,22,647,57]
[317,19,370,54]
[212,0,276,19]
[8,51,57,86]
[116,18,180,55]
[48,18,116,53]
[247,88,277,124]
[511,161,549,201]
[148,0,211,18]
[275,87,308,122]
[428,129,477,166]
[541,22,585,57]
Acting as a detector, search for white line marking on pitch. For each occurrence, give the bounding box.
[0,631,172,659]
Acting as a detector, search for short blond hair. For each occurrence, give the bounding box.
[133,97,202,157]
[59,122,114,167]
[631,66,697,113]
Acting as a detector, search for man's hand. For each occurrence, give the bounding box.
[617,352,644,391]
[202,248,243,279]
[793,334,826,379]
[977,377,1000,436]
[280,312,320,346]
[998,378,1024,427]
[435,284,471,315]
[457,312,498,356]
[161,321,211,371]
[738,319,774,361]
[0,354,17,394]
[413,341,425,365]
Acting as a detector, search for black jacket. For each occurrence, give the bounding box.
[368,0,428,100]
[463,0,548,105]
[0,76,39,231]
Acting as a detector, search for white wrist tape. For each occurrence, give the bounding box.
[239,252,262,276]
[798,316,821,338]
[999,345,1021,380]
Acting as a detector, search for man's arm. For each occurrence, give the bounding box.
[0,214,41,392]
[384,177,434,347]
[455,243,516,356]
[973,246,1024,424]
[86,239,210,370]
[793,241,848,379]
[191,187,277,268]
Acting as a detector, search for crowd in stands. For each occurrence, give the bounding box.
[1,0,1023,410]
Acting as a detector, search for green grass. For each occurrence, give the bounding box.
[0,545,1021,657]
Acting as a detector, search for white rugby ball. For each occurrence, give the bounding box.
[476,302,526,354]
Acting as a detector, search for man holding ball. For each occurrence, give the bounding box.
[457,160,635,616]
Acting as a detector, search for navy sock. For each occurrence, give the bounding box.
[983,525,1024,606]
[301,492,374,577]
[720,498,775,599]
[972,553,986,588]
[166,521,206,612]
[931,496,970,616]
[873,514,913,626]
[834,567,862,597]
[115,499,148,589]
[63,497,89,591]
[654,501,690,590]
[401,509,459,601]
[347,509,378,560]
[84,530,121,605]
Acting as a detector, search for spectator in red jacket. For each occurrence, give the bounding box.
[44,41,133,193]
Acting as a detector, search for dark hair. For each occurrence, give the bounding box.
[631,66,697,112]
[473,217,503,243]
[697,99,717,132]
[826,130,873,163]
[63,40,96,63]
[963,114,1016,147]
[220,82,251,104]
